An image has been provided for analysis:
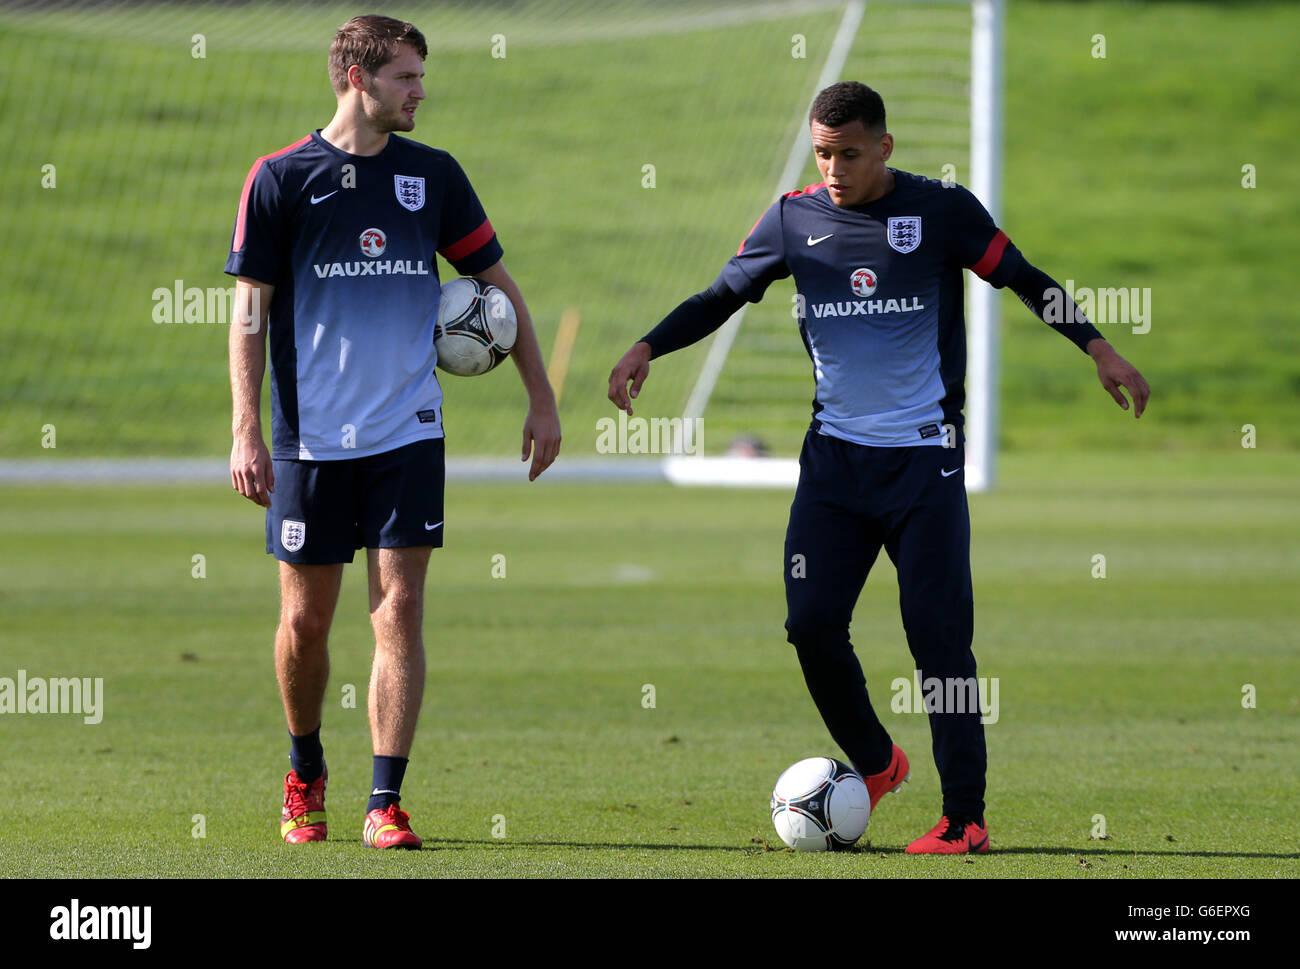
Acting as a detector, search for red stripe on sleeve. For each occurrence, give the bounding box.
[232,136,311,253]
[971,230,1010,279]
[439,218,496,264]
[737,214,764,255]
[738,182,825,254]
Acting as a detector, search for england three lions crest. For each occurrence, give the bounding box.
[887,217,922,253]
[394,175,425,212]
[281,519,306,553]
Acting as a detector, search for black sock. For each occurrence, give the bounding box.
[289,725,324,783]
[367,755,409,812]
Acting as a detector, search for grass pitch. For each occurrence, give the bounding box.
[0,0,1295,884]
[0,450,1296,878]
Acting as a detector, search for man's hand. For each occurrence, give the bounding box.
[522,404,561,482]
[1087,338,1150,418]
[608,341,652,416]
[231,434,274,507]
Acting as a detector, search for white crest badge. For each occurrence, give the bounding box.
[394,175,425,212]
[281,519,306,553]
[887,216,922,253]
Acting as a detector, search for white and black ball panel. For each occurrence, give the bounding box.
[773,756,838,800]
[826,763,870,847]
[772,803,833,852]
[481,286,517,353]
[434,277,517,377]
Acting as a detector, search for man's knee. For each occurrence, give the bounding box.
[280,607,333,648]
[371,587,423,636]
[785,609,848,653]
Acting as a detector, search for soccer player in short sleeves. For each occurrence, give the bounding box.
[226,16,561,849]
[609,82,1149,853]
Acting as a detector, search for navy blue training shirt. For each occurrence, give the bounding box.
[716,169,1023,448]
[225,131,503,460]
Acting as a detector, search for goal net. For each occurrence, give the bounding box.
[0,0,1000,490]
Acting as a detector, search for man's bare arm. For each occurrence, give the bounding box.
[472,260,561,481]
[229,276,275,506]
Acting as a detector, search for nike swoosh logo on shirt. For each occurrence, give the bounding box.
[310,191,338,204]
[941,467,961,477]
[424,520,443,531]
[806,233,834,246]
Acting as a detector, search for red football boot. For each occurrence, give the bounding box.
[862,744,910,812]
[906,815,990,854]
[281,768,327,843]
[363,803,422,850]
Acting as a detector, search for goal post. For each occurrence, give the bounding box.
[965,0,1004,493]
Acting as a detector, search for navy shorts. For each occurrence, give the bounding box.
[266,438,445,564]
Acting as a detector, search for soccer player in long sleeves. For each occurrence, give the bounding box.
[227,16,561,849]
[608,82,1148,853]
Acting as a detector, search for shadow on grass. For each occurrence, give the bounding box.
[413,838,1299,860]
[952,846,1300,860]
[417,838,762,853]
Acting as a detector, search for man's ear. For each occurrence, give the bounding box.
[346,63,369,93]
[880,133,894,162]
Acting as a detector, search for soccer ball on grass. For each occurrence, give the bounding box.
[770,757,870,851]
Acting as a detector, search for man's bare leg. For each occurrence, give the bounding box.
[361,546,430,848]
[367,546,430,758]
[276,560,343,843]
[276,561,344,736]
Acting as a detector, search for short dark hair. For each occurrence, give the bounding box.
[329,15,428,93]
[809,81,887,133]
